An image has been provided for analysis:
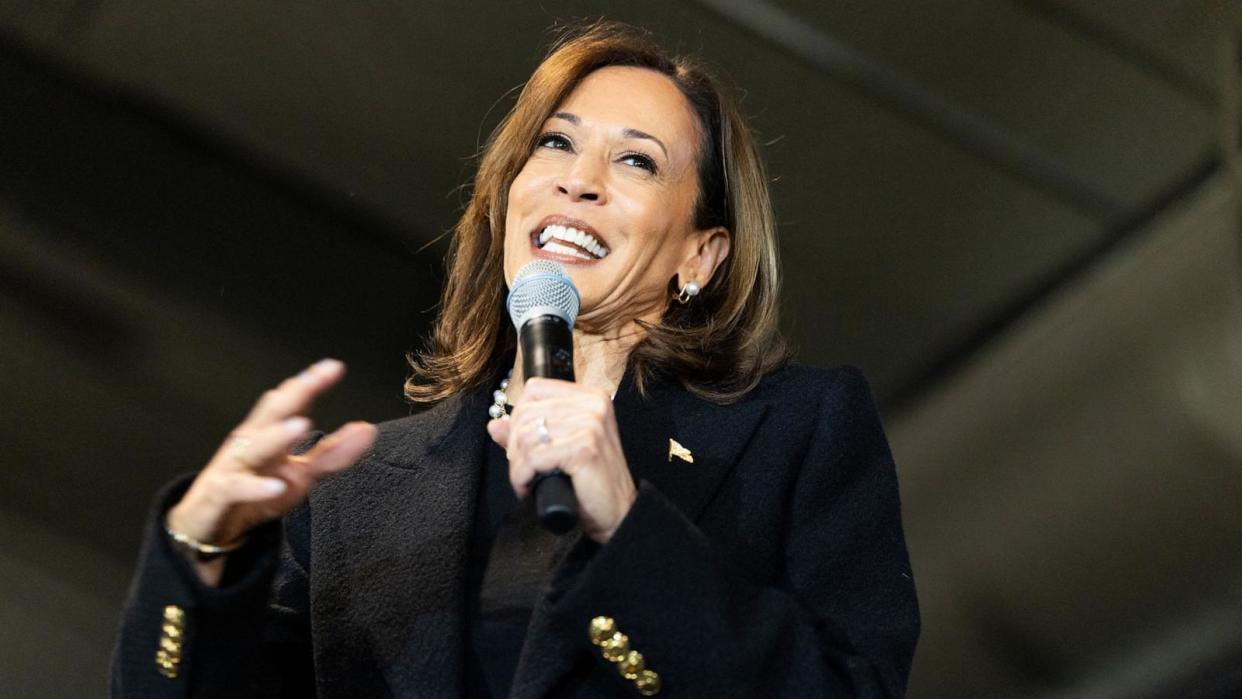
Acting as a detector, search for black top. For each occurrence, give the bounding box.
[465,433,563,696]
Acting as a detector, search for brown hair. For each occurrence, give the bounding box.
[406,20,788,404]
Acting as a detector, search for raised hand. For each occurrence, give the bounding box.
[166,359,377,584]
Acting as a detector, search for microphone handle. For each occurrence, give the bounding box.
[520,315,579,534]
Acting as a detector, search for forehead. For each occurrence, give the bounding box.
[556,66,701,160]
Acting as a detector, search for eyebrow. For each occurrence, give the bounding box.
[552,112,669,159]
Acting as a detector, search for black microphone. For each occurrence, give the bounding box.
[506,260,581,534]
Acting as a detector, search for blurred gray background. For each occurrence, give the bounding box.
[1,1,1239,696]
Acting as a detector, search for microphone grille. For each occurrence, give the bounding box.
[506,260,580,329]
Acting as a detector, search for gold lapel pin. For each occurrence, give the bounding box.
[668,438,694,463]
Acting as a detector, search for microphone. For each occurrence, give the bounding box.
[506,260,581,534]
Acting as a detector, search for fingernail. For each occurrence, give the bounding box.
[299,359,341,383]
[283,417,311,434]
[314,358,342,372]
[262,478,287,495]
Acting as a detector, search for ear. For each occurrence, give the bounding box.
[677,226,731,290]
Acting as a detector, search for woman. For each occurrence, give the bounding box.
[112,21,919,698]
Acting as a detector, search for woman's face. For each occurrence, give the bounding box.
[504,66,726,330]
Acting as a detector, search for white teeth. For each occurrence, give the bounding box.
[542,241,574,254]
[542,241,595,260]
[536,224,609,259]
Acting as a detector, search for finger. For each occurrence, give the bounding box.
[510,409,593,455]
[522,429,600,478]
[519,377,601,402]
[240,359,345,430]
[215,471,290,503]
[296,421,377,478]
[487,416,511,448]
[508,432,592,498]
[508,457,535,498]
[507,395,587,440]
[211,416,312,472]
[509,394,582,419]
[508,428,599,497]
[512,392,612,434]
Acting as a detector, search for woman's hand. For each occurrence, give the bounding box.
[486,378,637,543]
[166,359,377,584]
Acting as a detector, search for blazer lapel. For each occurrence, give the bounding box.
[617,375,770,522]
[342,387,490,697]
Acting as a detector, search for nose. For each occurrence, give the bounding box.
[555,154,607,204]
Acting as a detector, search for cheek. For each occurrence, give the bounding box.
[503,172,537,281]
[506,169,534,221]
[505,168,543,225]
[625,193,692,262]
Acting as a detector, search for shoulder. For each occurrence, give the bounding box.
[741,363,886,453]
[312,393,476,494]
[365,392,474,465]
[668,363,878,433]
[744,362,875,410]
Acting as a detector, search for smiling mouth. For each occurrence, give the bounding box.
[532,223,610,261]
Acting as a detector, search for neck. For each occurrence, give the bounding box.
[506,322,645,403]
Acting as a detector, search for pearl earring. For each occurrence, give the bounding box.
[676,280,700,304]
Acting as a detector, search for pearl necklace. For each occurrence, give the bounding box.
[488,371,512,420]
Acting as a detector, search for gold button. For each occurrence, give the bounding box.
[157,605,186,678]
[155,649,179,678]
[163,605,185,626]
[600,632,629,662]
[617,649,645,680]
[589,616,616,645]
[635,669,661,696]
[159,635,182,652]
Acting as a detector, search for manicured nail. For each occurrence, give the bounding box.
[314,358,342,372]
[298,359,341,383]
[283,417,311,434]
[261,478,287,495]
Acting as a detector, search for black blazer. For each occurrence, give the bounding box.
[112,364,919,697]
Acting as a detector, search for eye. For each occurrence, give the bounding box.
[619,152,658,174]
[537,132,573,151]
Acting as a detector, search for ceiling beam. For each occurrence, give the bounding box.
[1009,0,1218,109]
[691,0,1128,223]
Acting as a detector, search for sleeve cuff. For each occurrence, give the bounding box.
[151,474,283,614]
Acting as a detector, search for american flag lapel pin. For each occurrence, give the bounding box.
[668,438,694,463]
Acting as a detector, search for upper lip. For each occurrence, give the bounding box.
[530,215,610,252]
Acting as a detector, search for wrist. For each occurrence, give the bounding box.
[164,521,246,562]
[596,486,639,544]
[167,500,208,541]
[165,502,245,562]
